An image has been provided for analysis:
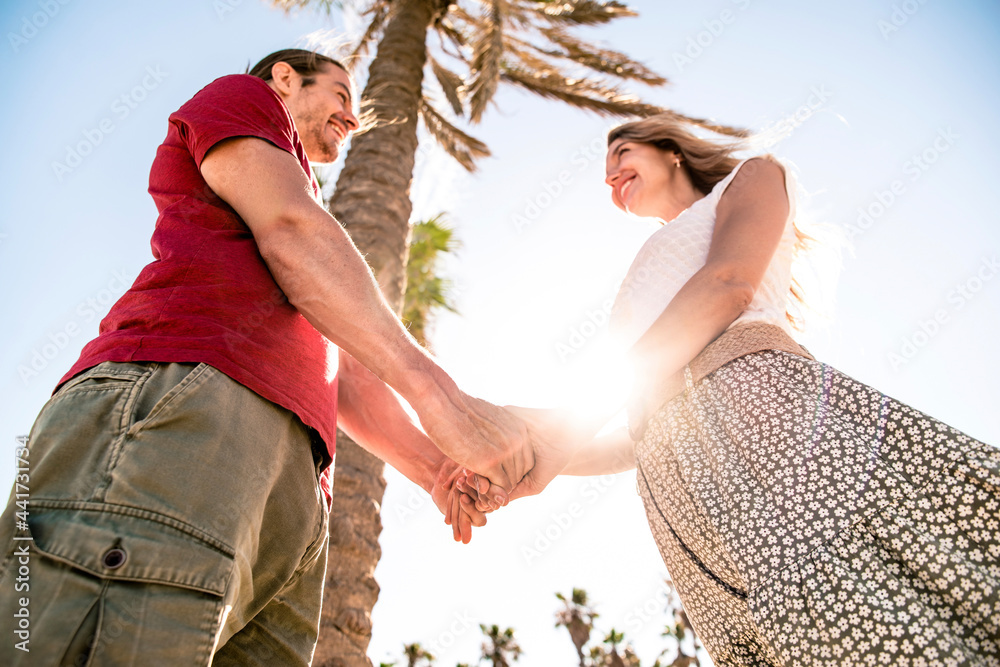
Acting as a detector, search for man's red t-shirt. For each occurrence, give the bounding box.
[61,74,339,476]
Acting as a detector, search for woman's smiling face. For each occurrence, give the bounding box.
[605,139,679,217]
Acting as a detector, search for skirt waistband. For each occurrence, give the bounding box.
[629,322,814,441]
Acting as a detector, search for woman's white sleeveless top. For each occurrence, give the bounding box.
[610,158,798,349]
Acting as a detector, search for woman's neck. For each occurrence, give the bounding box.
[654,175,706,222]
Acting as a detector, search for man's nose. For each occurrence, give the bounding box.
[343,107,360,132]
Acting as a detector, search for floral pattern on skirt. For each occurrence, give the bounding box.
[635,350,1000,666]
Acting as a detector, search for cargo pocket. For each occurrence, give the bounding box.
[55,363,151,396]
[26,501,236,666]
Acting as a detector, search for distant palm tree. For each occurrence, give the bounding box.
[655,580,703,667]
[587,627,641,667]
[479,624,522,667]
[271,2,747,665]
[403,642,435,667]
[556,588,598,666]
[602,628,627,667]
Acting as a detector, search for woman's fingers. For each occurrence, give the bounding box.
[458,503,472,544]
[470,473,510,510]
[461,493,488,527]
[445,486,454,527]
[452,489,462,542]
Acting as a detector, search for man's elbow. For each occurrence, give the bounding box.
[252,205,322,278]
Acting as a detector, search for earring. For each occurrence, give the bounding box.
[675,160,681,168]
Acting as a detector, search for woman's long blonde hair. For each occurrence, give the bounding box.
[608,113,825,331]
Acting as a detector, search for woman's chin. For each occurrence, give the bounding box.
[625,204,655,219]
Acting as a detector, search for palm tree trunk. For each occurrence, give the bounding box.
[315,432,389,667]
[329,0,433,306]
[313,1,435,665]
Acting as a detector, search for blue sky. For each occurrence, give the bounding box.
[1,0,998,665]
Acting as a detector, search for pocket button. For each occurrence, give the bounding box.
[102,547,127,570]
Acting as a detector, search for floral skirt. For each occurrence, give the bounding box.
[635,350,1000,666]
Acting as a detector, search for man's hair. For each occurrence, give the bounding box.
[247,49,348,87]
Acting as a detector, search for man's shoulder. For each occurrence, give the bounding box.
[188,73,278,106]
[171,73,291,134]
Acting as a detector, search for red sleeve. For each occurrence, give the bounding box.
[169,74,298,167]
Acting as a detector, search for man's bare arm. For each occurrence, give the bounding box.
[199,137,530,495]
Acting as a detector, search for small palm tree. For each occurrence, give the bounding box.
[556,588,598,666]
[403,642,435,667]
[401,214,460,349]
[603,628,626,667]
[479,624,522,667]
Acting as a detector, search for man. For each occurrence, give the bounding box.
[0,49,531,665]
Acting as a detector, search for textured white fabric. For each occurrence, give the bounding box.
[610,158,798,349]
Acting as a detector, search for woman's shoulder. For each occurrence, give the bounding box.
[710,155,792,206]
[721,155,785,187]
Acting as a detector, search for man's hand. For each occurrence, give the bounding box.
[413,392,534,501]
[457,406,584,510]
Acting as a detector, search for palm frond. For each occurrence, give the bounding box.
[435,17,471,61]
[343,0,391,71]
[467,0,504,123]
[349,84,396,136]
[500,65,748,135]
[528,0,636,26]
[500,37,562,72]
[444,4,478,27]
[489,0,535,30]
[501,66,663,118]
[538,26,666,85]
[270,0,341,12]
[418,98,491,172]
[429,54,466,116]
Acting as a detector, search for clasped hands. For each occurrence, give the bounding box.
[425,402,584,544]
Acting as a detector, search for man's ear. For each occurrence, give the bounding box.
[269,61,298,96]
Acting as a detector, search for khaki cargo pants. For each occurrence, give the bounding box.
[0,361,331,665]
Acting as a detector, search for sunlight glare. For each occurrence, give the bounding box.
[558,335,633,435]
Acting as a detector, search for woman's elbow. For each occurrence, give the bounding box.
[704,269,756,314]
[727,281,756,314]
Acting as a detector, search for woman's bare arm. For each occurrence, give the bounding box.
[630,158,791,399]
[560,426,635,476]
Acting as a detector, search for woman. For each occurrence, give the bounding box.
[455,114,1000,665]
